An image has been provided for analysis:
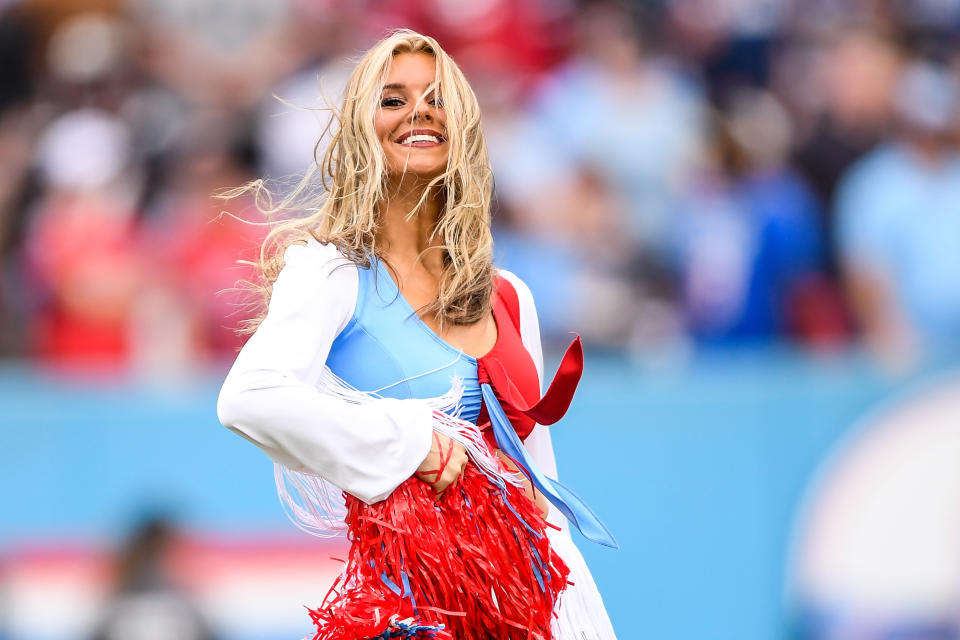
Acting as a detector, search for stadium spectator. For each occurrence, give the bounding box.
[836,60,960,367]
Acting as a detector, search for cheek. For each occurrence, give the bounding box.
[374,111,398,142]
[374,117,389,141]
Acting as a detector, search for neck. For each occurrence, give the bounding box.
[378,175,445,270]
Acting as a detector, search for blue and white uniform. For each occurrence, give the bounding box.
[217,238,617,639]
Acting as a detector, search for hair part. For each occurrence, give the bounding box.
[219,29,495,334]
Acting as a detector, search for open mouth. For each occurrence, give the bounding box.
[395,129,445,147]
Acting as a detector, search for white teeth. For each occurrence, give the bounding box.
[399,134,441,145]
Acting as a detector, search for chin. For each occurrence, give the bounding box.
[389,164,447,182]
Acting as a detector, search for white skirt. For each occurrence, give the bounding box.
[548,525,619,640]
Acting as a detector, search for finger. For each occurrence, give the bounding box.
[433,474,452,493]
[414,468,441,484]
[447,471,466,494]
[437,467,461,493]
[451,465,466,488]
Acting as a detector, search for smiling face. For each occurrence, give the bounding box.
[375,52,448,181]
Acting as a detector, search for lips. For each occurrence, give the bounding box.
[395,128,445,146]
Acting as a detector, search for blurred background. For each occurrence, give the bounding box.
[2,0,960,638]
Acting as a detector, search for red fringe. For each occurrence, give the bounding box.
[309,465,570,640]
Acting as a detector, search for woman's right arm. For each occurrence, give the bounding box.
[216,240,434,504]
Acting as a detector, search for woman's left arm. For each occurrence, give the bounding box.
[496,270,561,523]
[498,270,620,639]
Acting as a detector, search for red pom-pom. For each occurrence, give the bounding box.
[309,465,569,640]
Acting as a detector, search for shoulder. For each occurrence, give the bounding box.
[837,145,905,206]
[283,237,356,275]
[269,238,359,325]
[836,145,907,245]
[496,268,536,315]
[496,268,541,340]
[496,268,544,383]
[277,237,359,293]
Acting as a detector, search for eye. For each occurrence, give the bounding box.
[380,96,404,108]
[429,96,444,108]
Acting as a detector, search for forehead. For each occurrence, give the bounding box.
[383,52,437,90]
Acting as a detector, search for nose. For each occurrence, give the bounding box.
[411,98,434,121]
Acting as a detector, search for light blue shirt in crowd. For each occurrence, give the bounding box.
[836,143,960,341]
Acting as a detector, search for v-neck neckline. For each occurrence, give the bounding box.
[374,257,499,363]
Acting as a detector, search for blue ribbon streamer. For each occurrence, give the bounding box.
[481,383,618,549]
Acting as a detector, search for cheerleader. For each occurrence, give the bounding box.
[217,29,617,639]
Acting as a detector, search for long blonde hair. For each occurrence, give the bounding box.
[222,29,495,332]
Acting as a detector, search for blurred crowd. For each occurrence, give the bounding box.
[2,0,960,373]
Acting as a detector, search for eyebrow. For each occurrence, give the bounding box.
[381,83,436,91]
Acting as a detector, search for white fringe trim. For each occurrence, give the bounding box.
[275,464,348,538]
[275,364,522,538]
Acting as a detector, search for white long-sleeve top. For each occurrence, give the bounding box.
[216,241,437,503]
[216,239,617,639]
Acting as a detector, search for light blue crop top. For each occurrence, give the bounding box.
[325,257,483,425]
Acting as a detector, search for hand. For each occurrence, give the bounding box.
[415,431,468,497]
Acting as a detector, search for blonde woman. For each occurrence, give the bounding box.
[217,30,617,640]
